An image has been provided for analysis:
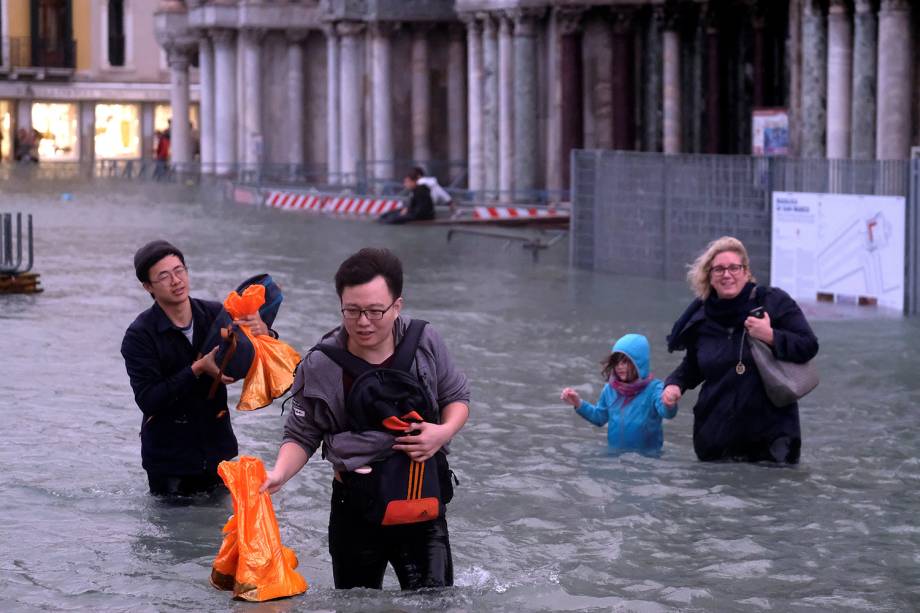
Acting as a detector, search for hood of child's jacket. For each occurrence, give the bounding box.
[612,333,651,379]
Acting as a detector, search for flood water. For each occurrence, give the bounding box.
[1,180,919,612]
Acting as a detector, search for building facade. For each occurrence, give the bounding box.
[0,0,197,164]
[10,1,914,196]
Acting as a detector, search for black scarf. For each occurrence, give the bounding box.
[704,282,757,329]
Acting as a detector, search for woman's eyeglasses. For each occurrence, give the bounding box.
[709,264,746,277]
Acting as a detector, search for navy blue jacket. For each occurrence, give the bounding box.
[121,298,238,476]
[665,286,819,463]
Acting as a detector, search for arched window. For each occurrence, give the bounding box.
[108,0,125,67]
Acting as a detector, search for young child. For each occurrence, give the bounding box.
[561,333,678,456]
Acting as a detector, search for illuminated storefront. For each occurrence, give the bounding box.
[95,103,140,159]
[0,102,11,162]
[155,103,200,157]
[31,102,79,161]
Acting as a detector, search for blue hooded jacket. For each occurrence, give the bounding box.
[575,334,677,456]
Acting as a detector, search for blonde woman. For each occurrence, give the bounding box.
[661,236,818,463]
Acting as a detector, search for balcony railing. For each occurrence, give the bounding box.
[4,37,76,70]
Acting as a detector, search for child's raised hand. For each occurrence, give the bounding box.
[560,387,582,408]
[662,384,682,407]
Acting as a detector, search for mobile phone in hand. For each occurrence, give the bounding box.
[749,306,765,319]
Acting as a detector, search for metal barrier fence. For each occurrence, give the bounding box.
[0,159,349,187]
[571,151,917,313]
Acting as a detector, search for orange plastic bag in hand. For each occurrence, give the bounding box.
[210,456,308,602]
[223,285,301,411]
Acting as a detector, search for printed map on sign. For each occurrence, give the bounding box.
[771,191,906,311]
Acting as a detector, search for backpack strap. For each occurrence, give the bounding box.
[312,319,428,376]
[312,343,373,378]
[390,319,428,373]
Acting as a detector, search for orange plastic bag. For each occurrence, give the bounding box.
[223,285,301,411]
[210,456,308,601]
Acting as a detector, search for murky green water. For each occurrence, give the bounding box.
[1,180,918,612]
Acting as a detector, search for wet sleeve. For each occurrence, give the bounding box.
[650,379,678,419]
[665,343,704,393]
[575,384,613,427]
[427,327,471,409]
[281,392,326,458]
[121,326,199,417]
[769,291,819,364]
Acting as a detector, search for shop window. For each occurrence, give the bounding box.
[107,0,125,67]
[31,102,78,161]
[95,103,139,159]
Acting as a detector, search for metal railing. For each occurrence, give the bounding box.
[0,158,572,209]
[0,213,34,275]
[4,36,76,70]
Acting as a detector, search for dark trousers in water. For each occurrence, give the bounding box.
[147,472,224,497]
[328,479,453,590]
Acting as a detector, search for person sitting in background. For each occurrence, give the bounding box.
[413,166,454,213]
[379,168,435,225]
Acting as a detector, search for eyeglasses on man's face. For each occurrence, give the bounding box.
[709,264,746,277]
[151,265,188,284]
[340,299,398,321]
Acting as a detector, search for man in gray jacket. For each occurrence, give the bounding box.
[261,247,470,590]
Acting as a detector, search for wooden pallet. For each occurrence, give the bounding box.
[0,272,43,294]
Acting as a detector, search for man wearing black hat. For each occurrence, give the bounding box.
[121,240,267,496]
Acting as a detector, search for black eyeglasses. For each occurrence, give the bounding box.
[341,299,398,321]
[709,264,746,277]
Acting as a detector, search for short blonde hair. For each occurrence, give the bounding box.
[686,236,755,299]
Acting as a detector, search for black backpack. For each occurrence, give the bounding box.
[314,320,453,526]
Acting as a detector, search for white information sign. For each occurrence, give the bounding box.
[771,191,906,310]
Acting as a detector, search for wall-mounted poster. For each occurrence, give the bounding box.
[771,191,906,311]
[752,109,789,156]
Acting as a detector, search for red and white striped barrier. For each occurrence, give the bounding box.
[324,196,402,216]
[472,206,569,220]
[263,190,403,216]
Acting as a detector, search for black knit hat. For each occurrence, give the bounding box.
[134,240,185,283]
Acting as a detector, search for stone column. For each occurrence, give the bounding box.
[241,29,264,168]
[752,8,766,108]
[370,23,393,181]
[612,9,636,150]
[662,11,681,154]
[513,10,540,196]
[324,25,340,182]
[826,0,852,159]
[481,14,499,196]
[850,0,877,159]
[198,35,215,173]
[787,0,802,156]
[79,100,95,165]
[704,5,721,153]
[141,102,155,160]
[643,7,663,152]
[585,16,614,149]
[498,13,515,198]
[876,0,913,160]
[213,29,237,174]
[801,0,827,159]
[167,46,192,169]
[411,25,431,165]
[446,24,466,181]
[557,8,582,189]
[287,31,307,169]
[464,15,484,192]
[338,21,364,183]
